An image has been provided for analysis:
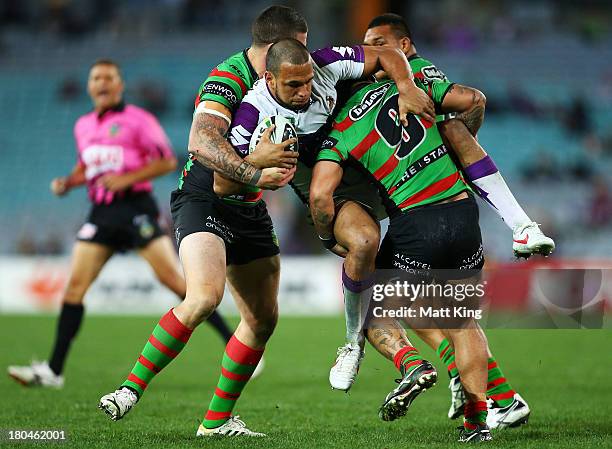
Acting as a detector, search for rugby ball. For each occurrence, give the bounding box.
[248,115,298,154]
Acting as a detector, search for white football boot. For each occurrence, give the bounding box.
[512,222,555,258]
[486,393,531,429]
[7,361,64,388]
[458,424,493,442]
[98,387,139,421]
[196,416,265,437]
[329,342,364,391]
[448,376,467,419]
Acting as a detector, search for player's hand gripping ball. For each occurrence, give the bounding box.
[249,115,298,154]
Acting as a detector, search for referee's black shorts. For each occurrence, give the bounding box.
[77,192,164,252]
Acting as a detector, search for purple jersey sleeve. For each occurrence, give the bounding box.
[228,101,260,158]
[311,45,365,82]
[138,110,175,160]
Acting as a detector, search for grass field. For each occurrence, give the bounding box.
[1,314,611,448]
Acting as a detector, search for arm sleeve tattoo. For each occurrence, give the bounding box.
[454,86,485,135]
[311,198,335,239]
[188,112,262,185]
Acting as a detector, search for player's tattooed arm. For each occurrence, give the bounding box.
[441,84,486,136]
[188,111,262,185]
[213,123,300,196]
[311,206,334,237]
[189,107,295,190]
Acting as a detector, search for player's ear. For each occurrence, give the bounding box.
[294,31,308,46]
[264,71,275,88]
[399,37,412,55]
[86,80,93,99]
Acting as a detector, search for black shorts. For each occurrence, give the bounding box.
[77,192,164,252]
[376,196,484,277]
[291,160,387,222]
[170,190,279,266]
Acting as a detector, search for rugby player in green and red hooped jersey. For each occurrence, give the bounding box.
[98,6,307,438]
[311,79,494,443]
[362,14,532,431]
[315,79,470,214]
[320,83,468,212]
[365,14,554,259]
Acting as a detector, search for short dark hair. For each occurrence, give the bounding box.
[367,13,412,41]
[90,58,122,77]
[251,5,308,46]
[266,38,311,76]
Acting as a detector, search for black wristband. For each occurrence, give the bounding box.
[319,235,337,250]
[248,169,262,187]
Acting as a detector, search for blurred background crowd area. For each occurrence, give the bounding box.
[0,0,611,260]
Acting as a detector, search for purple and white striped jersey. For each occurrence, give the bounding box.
[228,46,365,159]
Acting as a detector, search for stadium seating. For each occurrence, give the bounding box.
[1,33,611,257]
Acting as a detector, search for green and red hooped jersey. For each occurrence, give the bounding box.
[317,80,470,215]
[194,49,259,113]
[178,50,262,204]
[408,54,456,121]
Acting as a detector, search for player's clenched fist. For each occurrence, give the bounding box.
[50,177,69,196]
[248,125,299,169]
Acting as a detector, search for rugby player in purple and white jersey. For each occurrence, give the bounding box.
[7,59,234,389]
[363,14,554,258]
[213,38,437,394]
[98,6,435,436]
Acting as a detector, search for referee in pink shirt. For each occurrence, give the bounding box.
[8,59,234,388]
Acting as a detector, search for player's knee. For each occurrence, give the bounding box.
[156,269,184,293]
[260,255,280,275]
[178,300,218,328]
[249,309,278,342]
[179,289,223,327]
[347,227,380,259]
[63,276,91,301]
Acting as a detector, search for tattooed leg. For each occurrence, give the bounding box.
[366,320,412,361]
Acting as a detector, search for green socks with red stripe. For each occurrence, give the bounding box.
[487,357,516,407]
[393,345,423,376]
[202,335,264,429]
[436,339,459,377]
[464,400,488,430]
[436,339,516,407]
[121,309,193,396]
